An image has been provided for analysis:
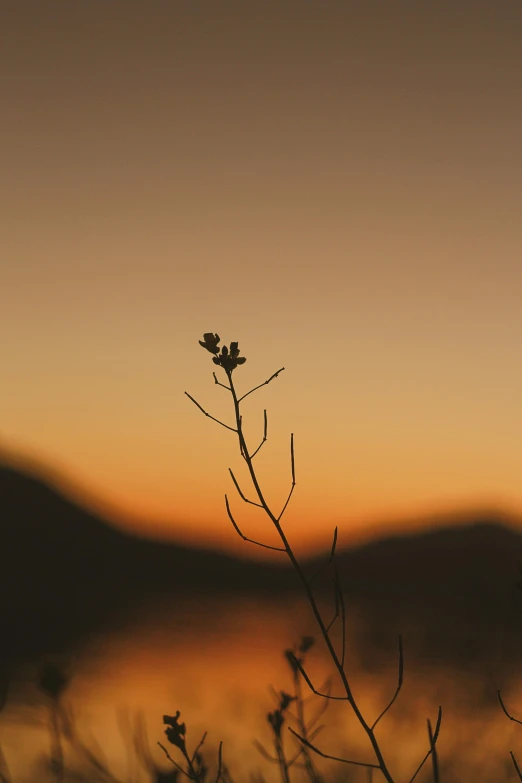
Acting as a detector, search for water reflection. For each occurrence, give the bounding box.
[1,594,521,782]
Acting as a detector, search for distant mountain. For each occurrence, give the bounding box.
[0,460,291,657]
[2,457,522,672]
[305,520,522,674]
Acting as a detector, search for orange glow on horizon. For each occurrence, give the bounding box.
[3,3,522,554]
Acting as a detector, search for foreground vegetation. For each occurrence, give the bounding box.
[1,333,522,782]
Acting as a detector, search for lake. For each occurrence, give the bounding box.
[0,592,520,783]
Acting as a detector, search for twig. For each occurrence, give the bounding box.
[511,751,522,781]
[250,410,268,459]
[185,393,237,432]
[191,732,208,764]
[287,653,347,700]
[288,728,379,769]
[225,495,286,552]
[408,707,443,783]
[229,469,263,507]
[333,565,347,668]
[277,434,296,521]
[253,739,308,769]
[325,602,340,633]
[498,690,522,724]
[214,742,224,783]
[309,527,338,584]
[157,743,191,778]
[238,368,285,403]
[239,415,246,458]
[371,636,404,731]
[498,689,522,783]
[213,372,231,390]
[290,433,295,484]
[253,741,280,764]
[427,718,439,783]
[305,686,332,730]
[278,486,296,522]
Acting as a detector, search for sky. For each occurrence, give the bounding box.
[2,0,522,556]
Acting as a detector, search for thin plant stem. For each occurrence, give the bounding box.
[293,662,323,783]
[188,340,444,783]
[223,366,397,783]
[371,636,404,731]
[498,690,522,725]
[511,751,522,782]
[427,719,439,783]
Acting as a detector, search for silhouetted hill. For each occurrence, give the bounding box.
[2,458,522,671]
[307,521,522,673]
[331,519,522,601]
[0,460,290,656]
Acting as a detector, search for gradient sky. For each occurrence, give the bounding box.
[3,1,522,556]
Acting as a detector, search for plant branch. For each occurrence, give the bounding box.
[325,602,340,633]
[511,751,522,781]
[158,743,191,779]
[225,495,285,552]
[371,636,404,731]
[276,434,296,521]
[288,728,379,769]
[287,653,347,701]
[185,393,237,432]
[250,410,268,459]
[238,368,285,403]
[306,692,331,732]
[309,527,338,584]
[407,707,442,783]
[191,732,207,764]
[229,469,263,507]
[333,565,347,668]
[253,740,308,769]
[214,742,224,783]
[427,718,439,783]
[253,740,280,764]
[213,372,231,390]
[498,690,522,724]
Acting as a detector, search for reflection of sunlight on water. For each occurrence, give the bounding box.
[1,596,522,781]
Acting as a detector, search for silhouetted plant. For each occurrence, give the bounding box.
[284,637,326,783]
[38,661,70,781]
[495,570,522,781]
[159,711,223,783]
[37,660,122,783]
[187,333,443,783]
[128,709,180,782]
[254,637,328,783]
[498,684,522,780]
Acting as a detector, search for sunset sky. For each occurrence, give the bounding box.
[3,1,522,556]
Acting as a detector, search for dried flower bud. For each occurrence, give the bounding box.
[163,712,187,753]
[38,662,69,701]
[299,636,315,654]
[279,691,296,711]
[199,334,247,372]
[268,709,284,738]
[199,333,220,354]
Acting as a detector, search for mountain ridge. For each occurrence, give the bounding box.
[2,456,522,669]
